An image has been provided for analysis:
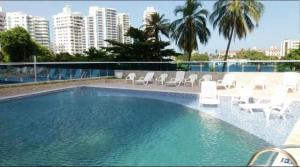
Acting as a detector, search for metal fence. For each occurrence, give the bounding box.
[0,60,299,85]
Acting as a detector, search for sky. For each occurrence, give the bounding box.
[1,0,300,53]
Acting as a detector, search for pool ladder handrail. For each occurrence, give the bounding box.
[247,145,300,166]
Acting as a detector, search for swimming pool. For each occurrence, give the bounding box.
[0,87,271,166]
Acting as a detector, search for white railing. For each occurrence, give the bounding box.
[1,60,300,65]
[0,60,299,85]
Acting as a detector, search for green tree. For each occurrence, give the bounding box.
[126,27,148,42]
[0,27,39,62]
[35,43,55,62]
[144,13,170,42]
[279,47,300,71]
[176,52,209,61]
[104,27,177,61]
[170,0,210,61]
[53,52,75,62]
[235,50,269,60]
[282,47,300,60]
[191,52,209,61]
[210,0,264,71]
[0,50,9,62]
[84,47,109,61]
[104,39,176,61]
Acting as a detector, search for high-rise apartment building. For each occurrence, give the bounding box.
[143,7,157,26]
[0,7,6,31]
[83,15,94,51]
[117,13,131,44]
[53,5,84,54]
[5,11,50,47]
[29,16,50,47]
[84,6,117,50]
[6,12,29,30]
[281,39,300,56]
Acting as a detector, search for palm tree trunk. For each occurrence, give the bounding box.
[188,51,192,61]
[222,28,234,72]
[187,51,192,70]
[155,29,159,42]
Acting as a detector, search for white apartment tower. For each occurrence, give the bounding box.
[83,15,94,51]
[29,16,50,47]
[117,13,131,43]
[84,6,117,50]
[53,6,84,54]
[0,7,6,31]
[281,39,300,56]
[143,7,157,25]
[5,11,50,47]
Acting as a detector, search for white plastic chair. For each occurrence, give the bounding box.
[217,74,236,89]
[155,73,168,85]
[165,71,185,87]
[184,74,198,87]
[201,74,212,81]
[199,74,213,86]
[199,81,220,106]
[125,73,136,84]
[239,86,288,114]
[135,72,155,85]
[232,86,253,106]
[264,100,291,122]
[253,76,266,90]
[283,72,298,92]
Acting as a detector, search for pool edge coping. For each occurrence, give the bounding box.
[0,85,80,102]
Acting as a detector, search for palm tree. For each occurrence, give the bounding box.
[210,0,264,71]
[144,13,170,42]
[169,0,210,61]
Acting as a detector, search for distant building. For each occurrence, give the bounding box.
[265,45,281,57]
[5,11,50,47]
[249,46,265,53]
[83,6,117,50]
[53,5,84,54]
[143,7,157,26]
[281,39,300,56]
[0,7,6,31]
[218,50,239,57]
[219,46,282,59]
[117,13,131,44]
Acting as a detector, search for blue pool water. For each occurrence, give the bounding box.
[190,64,275,72]
[0,87,270,166]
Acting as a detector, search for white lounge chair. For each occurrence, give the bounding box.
[125,73,136,84]
[199,81,220,106]
[155,73,168,85]
[253,76,266,90]
[184,74,198,87]
[135,72,155,85]
[217,74,236,89]
[239,86,288,114]
[264,100,291,121]
[165,71,185,87]
[200,74,213,81]
[198,74,213,86]
[232,86,253,106]
[283,72,298,92]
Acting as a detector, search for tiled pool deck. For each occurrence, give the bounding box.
[0,79,300,148]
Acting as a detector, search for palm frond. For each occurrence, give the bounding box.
[169,0,210,59]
